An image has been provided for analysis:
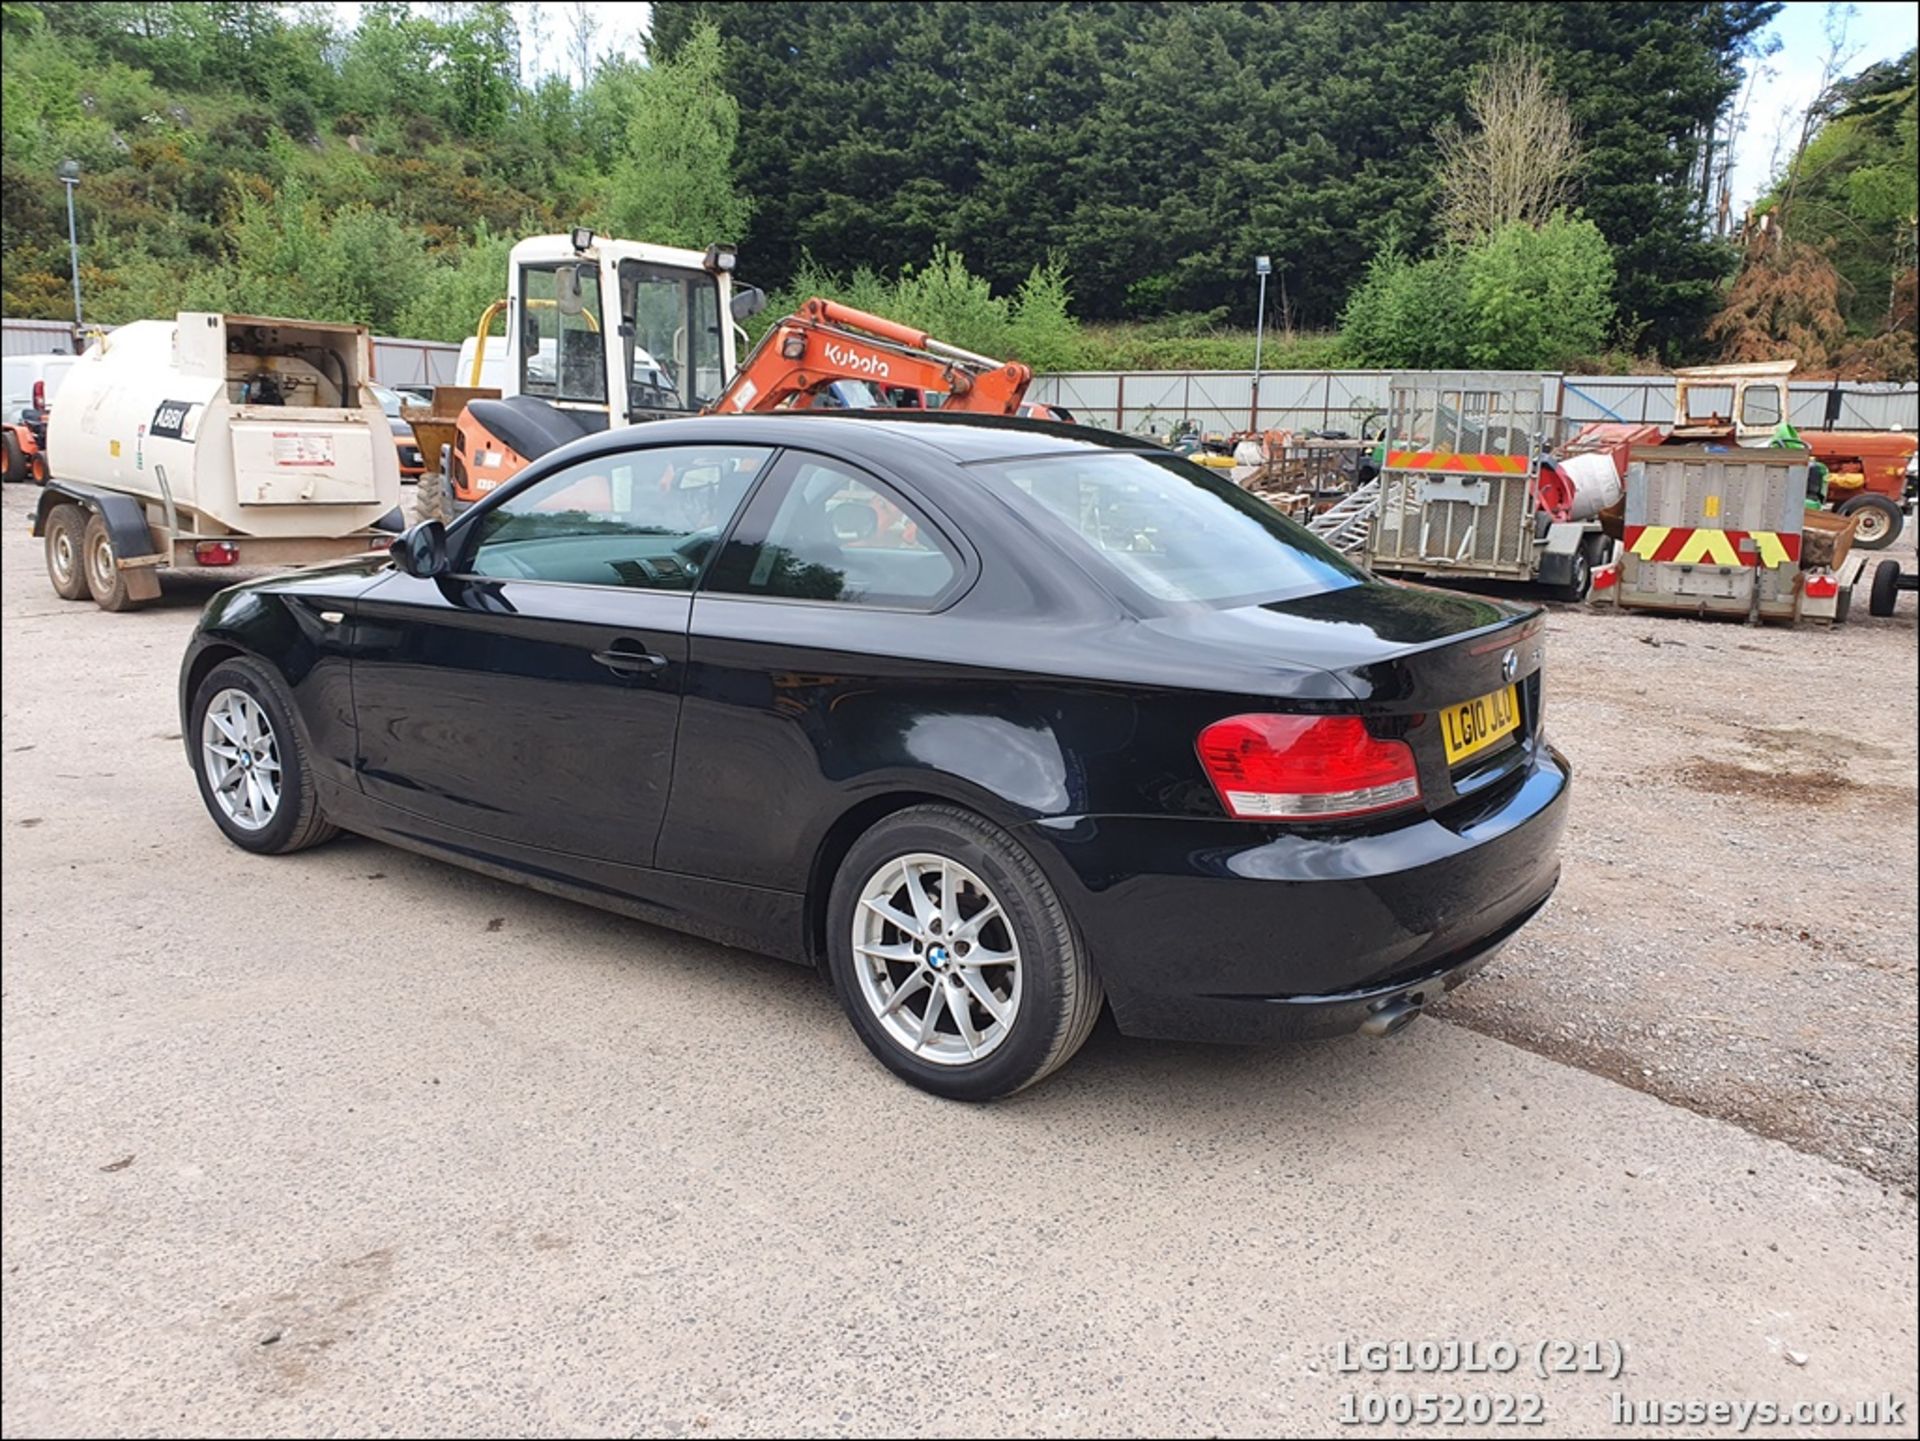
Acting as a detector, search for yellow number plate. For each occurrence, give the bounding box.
[1440,684,1520,766]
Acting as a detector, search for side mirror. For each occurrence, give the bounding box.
[390,520,448,578]
[730,285,768,323]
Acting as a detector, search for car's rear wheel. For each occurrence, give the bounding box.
[44,503,90,600]
[189,658,338,854]
[826,804,1102,1100]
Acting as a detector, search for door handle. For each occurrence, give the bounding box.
[592,640,669,676]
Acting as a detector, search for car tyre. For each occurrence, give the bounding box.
[1869,558,1902,618]
[44,503,91,600]
[189,657,339,855]
[826,804,1103,1100]
[81,512,141,612]
[1838,493,1903,550]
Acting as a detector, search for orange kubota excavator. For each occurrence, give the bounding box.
[433,232,1038,516]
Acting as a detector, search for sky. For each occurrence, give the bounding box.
[322,0,1912,212]
[1727,1,1919,212]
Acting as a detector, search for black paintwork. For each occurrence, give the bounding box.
[181,413,1569,1042]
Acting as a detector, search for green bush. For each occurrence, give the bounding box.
[752,248,1096,374]
[395,222,517,343]
[1340,216,1615,371]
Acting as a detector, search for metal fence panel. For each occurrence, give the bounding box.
[2,318,81,357]
[4,317,462,385]
[372,337,460,386]
[1031,367,1918,436]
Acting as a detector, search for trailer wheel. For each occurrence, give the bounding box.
[1,430,23,484]
[1838,494,1903,550]
[44,503,91,601]
[1554,547,1593,604]
[1869,559,1903,617]
[82,512,141,612]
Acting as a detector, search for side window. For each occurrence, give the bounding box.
[705,454,961,608]
[520,263,606,406]
[465,445,773,590]
[1741,384,1782,428]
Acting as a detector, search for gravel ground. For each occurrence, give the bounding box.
[3,481,1917,1435]
[1435,527,1920,1194]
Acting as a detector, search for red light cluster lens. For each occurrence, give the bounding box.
[194,541,238,566]
[1197,713,1421,820]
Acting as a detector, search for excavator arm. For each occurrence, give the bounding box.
[708,298,1032,416]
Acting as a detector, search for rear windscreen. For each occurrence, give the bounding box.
[973,450,1366,606]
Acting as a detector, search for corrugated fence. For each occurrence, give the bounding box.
[3,317,462,386]
[1027,369,1920,438]
[9,317,1916,432]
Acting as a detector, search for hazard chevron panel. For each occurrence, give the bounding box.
[1623,524,1801,569]
[1385,450,1530,475]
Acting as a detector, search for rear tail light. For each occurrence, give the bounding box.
[32,380,45,410]
[1197,714,1421,820]
[194,541,238,566]
[1804,572,1839,599]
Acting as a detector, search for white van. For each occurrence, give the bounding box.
[2,352,79,421]
[2,352,81,481]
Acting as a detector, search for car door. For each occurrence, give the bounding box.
[352,442,775,867]
[660,449,971,889]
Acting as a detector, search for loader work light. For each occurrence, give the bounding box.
[570,227,594,253]
[704,243,738,274]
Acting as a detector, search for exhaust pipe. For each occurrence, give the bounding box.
[1359,998,1423,1038]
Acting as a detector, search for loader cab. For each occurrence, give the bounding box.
[503,234,738,429]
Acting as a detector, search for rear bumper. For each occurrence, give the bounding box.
[1021,742,1571,1045]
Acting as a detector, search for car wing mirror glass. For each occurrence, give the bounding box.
[390,519,449,578]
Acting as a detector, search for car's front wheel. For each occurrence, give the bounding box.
[826,804,1103,1100]
[189,658,339,855]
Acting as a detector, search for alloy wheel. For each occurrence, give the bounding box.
[200,688,282,831]
[852,852,1022,1065]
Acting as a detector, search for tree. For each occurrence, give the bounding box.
[566,0,599,88]
[652,0,1777,352]
[602,23,750,247]
[1340,216,1615,370]
[1435,43,1582,244]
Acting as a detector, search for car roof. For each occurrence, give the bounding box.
[542,410,1166,469]
[783,411,1162,462]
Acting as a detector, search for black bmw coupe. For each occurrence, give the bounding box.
[180,413,1568,1099]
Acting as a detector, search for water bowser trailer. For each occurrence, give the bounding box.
[32,313,405,611]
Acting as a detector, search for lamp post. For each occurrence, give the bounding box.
[1252,255,1272,430]
[58,160,83,337]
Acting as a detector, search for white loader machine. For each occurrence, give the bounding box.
[31,313,405,611]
